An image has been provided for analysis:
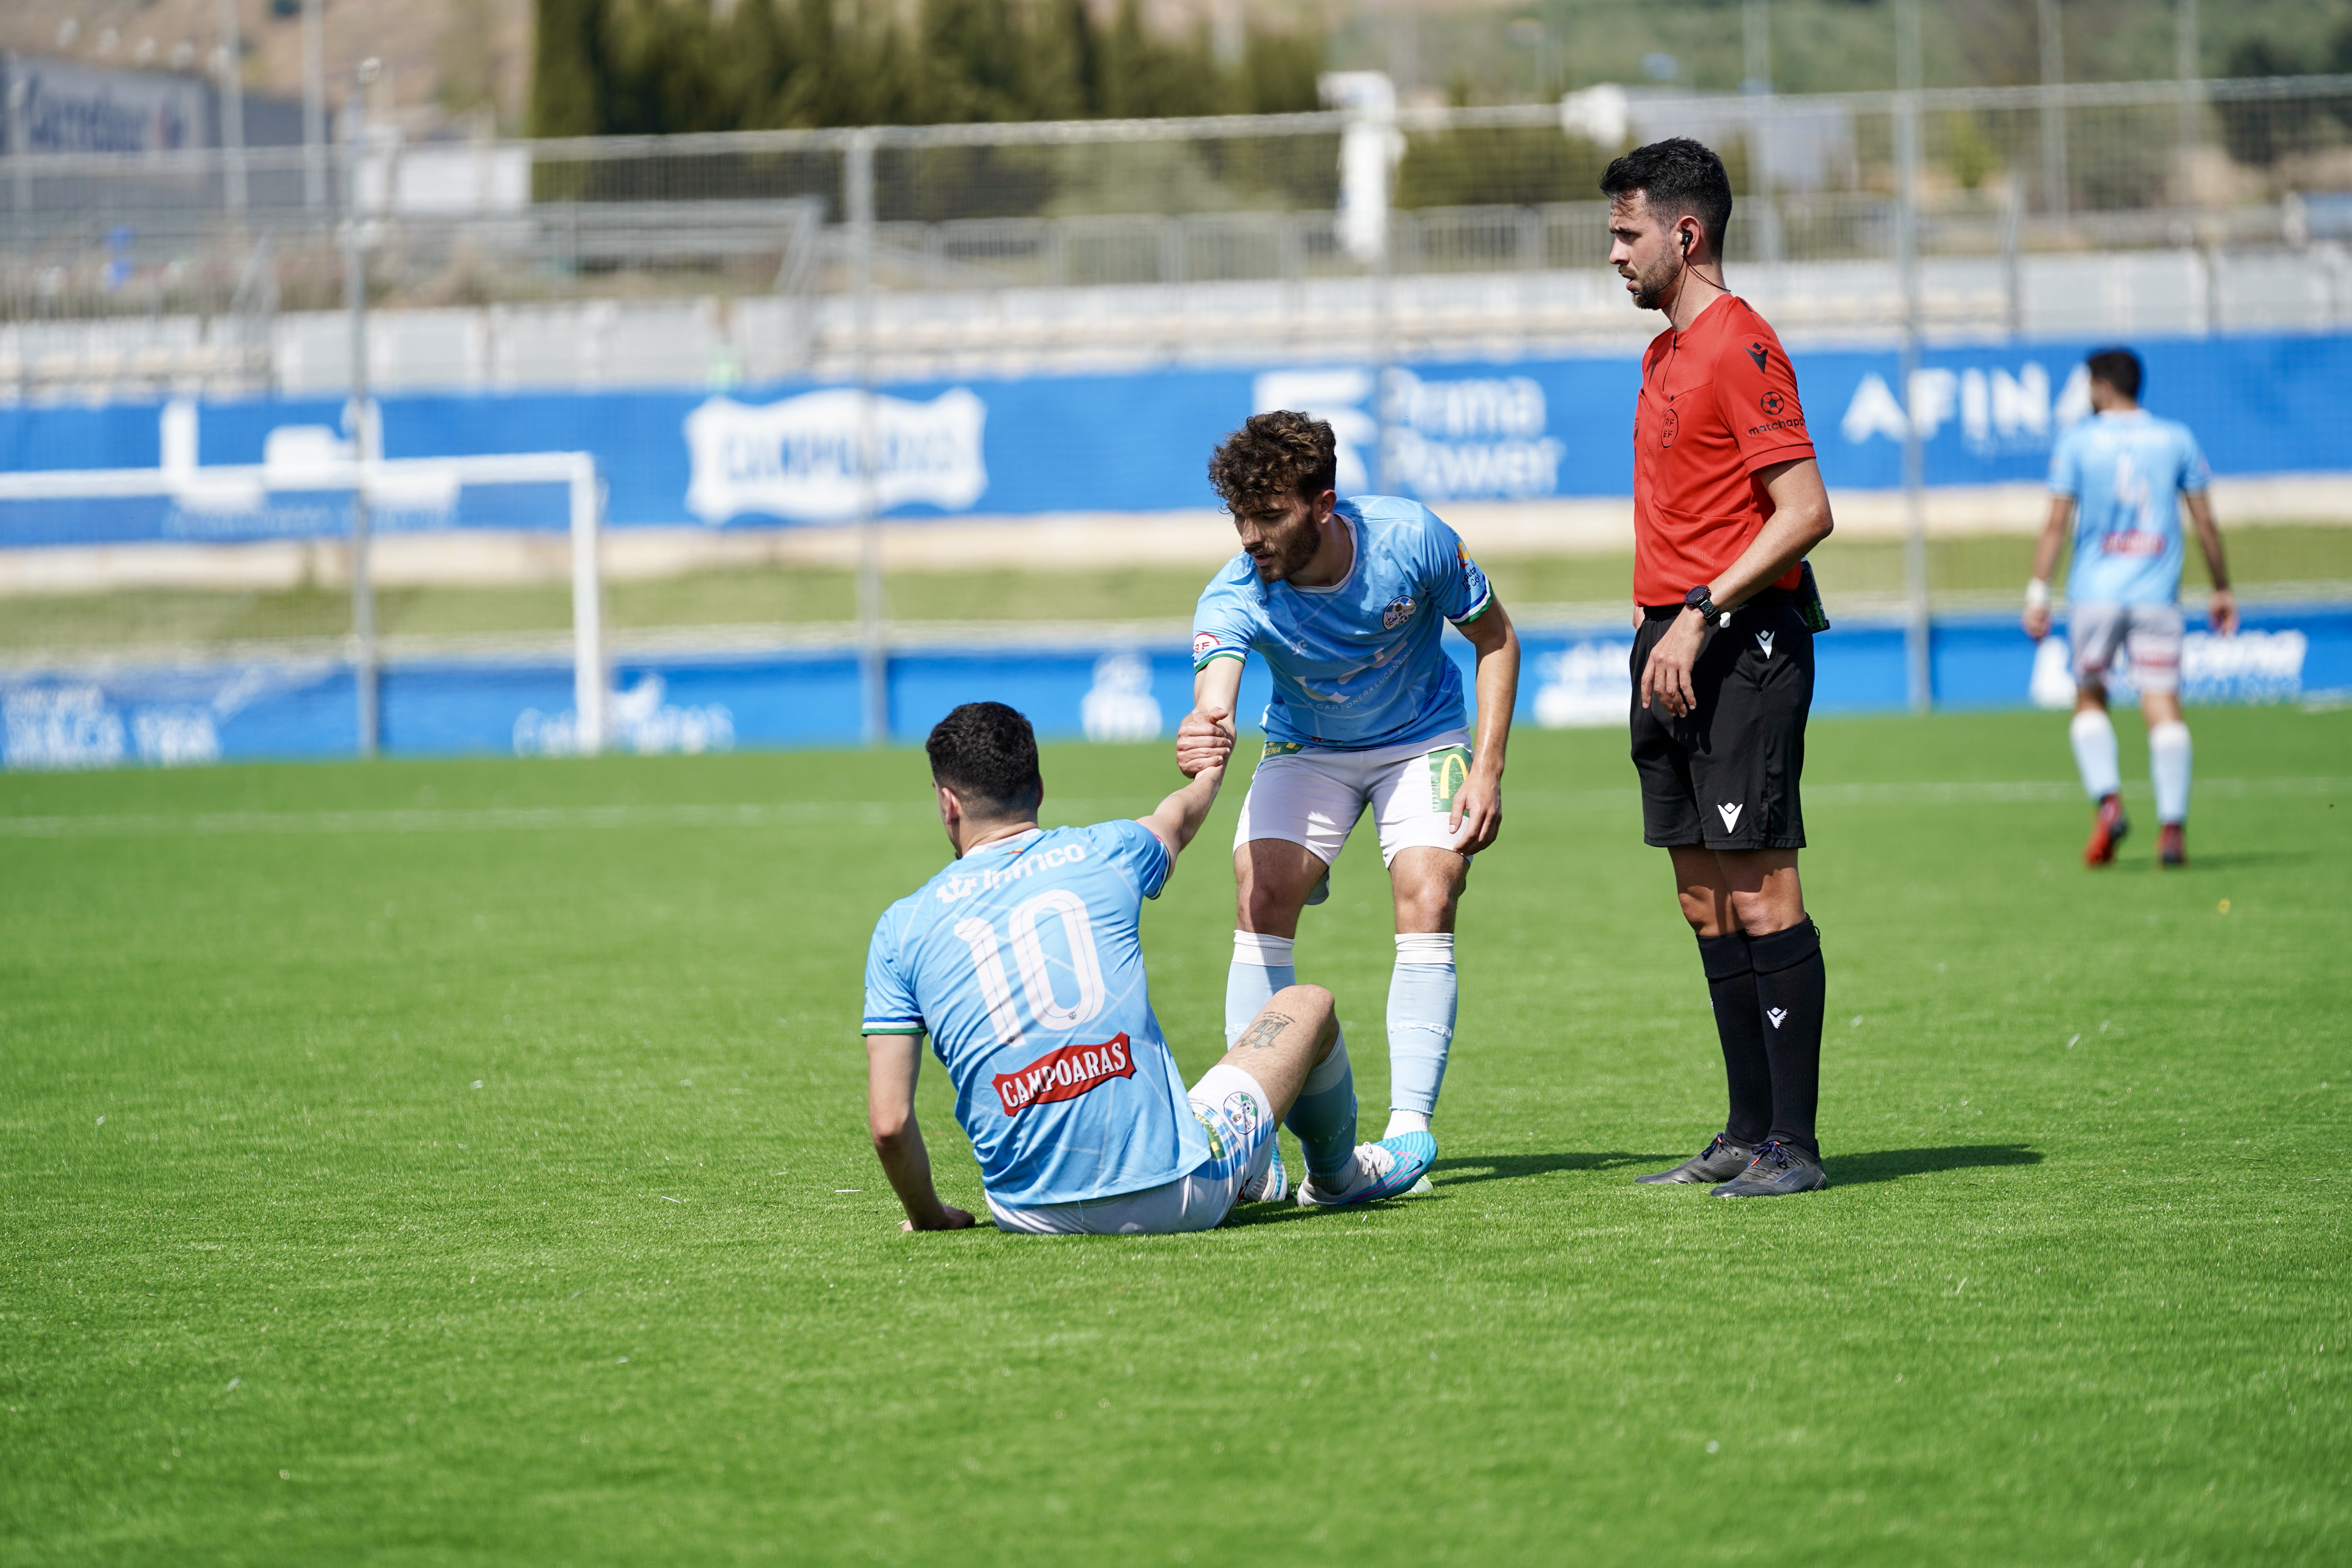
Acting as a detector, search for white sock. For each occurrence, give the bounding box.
[1385,932,1455,1135]
[2149,720,2191,825]
[1225,932,1295,1045]
[2070,708,2121,801]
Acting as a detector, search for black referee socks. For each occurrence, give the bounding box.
[1748,917,1826,1158]
[1696,932,1773,1147]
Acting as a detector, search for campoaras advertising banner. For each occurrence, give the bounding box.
[2,331,2348,544]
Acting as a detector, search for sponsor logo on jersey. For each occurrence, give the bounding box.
[1761,390,1786,417]
[1755,630,1775,659]
[1767,1007,1788,1029]
[1193,632,1221,661]
[1716,802,1745,832]
[991,1034,1136,1116]
[1748,343,1769,372]
[1382,595,1418,630]
[933,841,1089,904]
[2099,531,2165,557]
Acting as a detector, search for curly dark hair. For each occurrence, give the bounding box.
[1207,410,1338,513]
[1599,137,1734,255]
[925,702,1043,818]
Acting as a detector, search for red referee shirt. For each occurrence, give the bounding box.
[1632,294,1817,607]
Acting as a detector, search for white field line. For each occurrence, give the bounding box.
[0,778,2344,840]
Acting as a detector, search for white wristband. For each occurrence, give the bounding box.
[2025,578,2052,611]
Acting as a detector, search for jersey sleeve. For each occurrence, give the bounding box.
[2176,426,2212,495]
[2047,428,2083,497]
[1191,566,1256,671]
[860,904,926,1036]
[1101,819,1173,900]
[1717,330,1817,474]
[1421,511,1495,625]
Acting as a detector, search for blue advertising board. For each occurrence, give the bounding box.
[4,606,2343,771]
[4,331,2348,545]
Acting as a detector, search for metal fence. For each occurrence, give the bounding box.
[4,73,2351,392]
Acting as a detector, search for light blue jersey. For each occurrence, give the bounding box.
[2049,409,2211,606]
[1191,496,1494,751]
[862,820,1209,1209]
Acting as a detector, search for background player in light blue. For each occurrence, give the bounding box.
[2024,346,2236,869]
[862,702,1423,1236]
[1176,411,1521,1187]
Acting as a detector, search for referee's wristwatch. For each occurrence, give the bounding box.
[1683,585,1731,629]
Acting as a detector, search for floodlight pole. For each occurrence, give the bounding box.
[2036,0,2067,221]
[218,0,248,218]
[301,0,326,212]
[1896,0,1930,714]
[345,61,379,759]
[847,129,886,748]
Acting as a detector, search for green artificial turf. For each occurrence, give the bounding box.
[2,707,2347,1565]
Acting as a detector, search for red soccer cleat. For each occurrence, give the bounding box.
[2159,822,2187,867]
[2084,793,2130,867]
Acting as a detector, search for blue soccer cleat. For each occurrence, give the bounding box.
[1296,1134,1435,1207]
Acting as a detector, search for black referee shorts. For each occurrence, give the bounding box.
[1628,588,1813,851]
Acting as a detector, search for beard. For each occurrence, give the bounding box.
[1628,252,1680,313]
[1249,512,1321,583]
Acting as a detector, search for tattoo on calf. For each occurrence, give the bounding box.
[1236,1012,1294,1051]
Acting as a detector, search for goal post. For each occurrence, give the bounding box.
[0,450,609,757]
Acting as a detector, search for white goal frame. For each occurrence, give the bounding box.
[0,451,610,755]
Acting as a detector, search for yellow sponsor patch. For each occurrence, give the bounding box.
[1260,740,1305,763]
[1427,745,1472,814]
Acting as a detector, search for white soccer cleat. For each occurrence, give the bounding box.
[1295,1138,1434,1207]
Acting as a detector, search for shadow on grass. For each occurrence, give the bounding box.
[1429,1151,1680,1186]
[1826,1143,2042,1186]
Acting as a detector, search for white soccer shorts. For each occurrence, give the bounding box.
[2070,601,2184,695]
[1231,730,1476,868]
[984,1063,1278,1236]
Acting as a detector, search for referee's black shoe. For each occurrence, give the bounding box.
[1710,1138,1829,1197]
[1635,1133,1757,1185]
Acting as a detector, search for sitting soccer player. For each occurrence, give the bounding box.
[860,701,1416,1236]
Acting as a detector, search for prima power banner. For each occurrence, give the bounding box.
[2,331,2348,544]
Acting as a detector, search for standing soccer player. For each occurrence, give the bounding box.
[1602,138,1838,1198]
[1173,411,1521,1192]
[2023,347,2235,868]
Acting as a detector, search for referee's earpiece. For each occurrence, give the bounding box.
[1680,229,1690,255]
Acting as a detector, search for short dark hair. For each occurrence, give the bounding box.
[1599,137,1734,255]
[926,702,1043,817]
[1208,410,1338,513]
[2085,346,2143,401]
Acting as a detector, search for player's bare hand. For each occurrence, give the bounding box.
[2209,588,2238,637]
[2022,602,2053,641]
[1175,704,1237,778]
[1640,612,1705,719]
[902,1205,975,1232]
[1450,770,1503,854]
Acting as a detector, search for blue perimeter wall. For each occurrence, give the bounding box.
[2,606,2344,770]
[2,330,2348,542]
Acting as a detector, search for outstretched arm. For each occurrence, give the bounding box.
[2186,492,2236,635]
[864,1033,973,1232]
[1134,758,1227,862]
[2024,495,2073,640]
[1450,600,1519,853]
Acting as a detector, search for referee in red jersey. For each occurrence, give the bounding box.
[1602,139,1838,1197]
